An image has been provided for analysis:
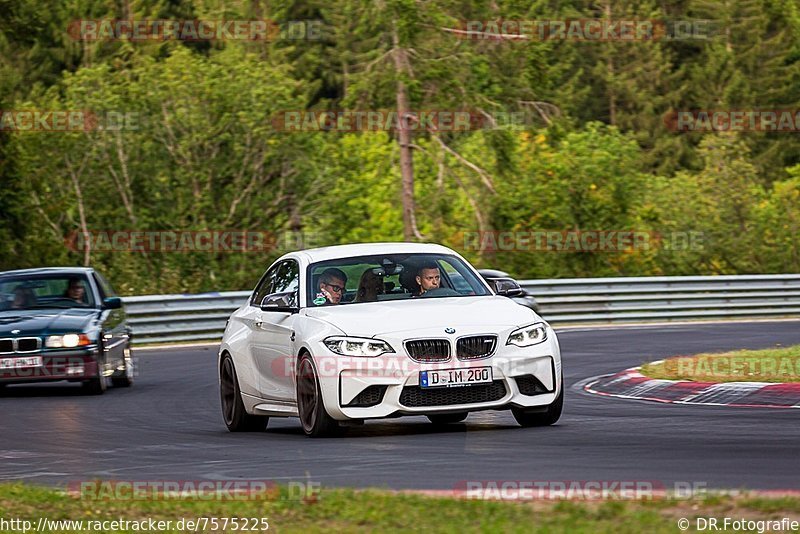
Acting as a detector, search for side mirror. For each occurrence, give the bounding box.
[103,297,122,309]
[260,292,299,313]
[490,278,525,298]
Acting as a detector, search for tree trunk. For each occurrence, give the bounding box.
[393,26,419,241]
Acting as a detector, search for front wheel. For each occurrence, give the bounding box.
[220,354,268,432]
[82,360,107,395]
[512,374,564,427]
[297,353,340,437]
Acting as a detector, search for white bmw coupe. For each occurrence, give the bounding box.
[219,242,563,437]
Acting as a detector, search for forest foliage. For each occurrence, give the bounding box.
[1,0,799,294]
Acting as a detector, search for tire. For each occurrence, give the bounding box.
[427,412,468,424]
[296,352,340,438]
[82,370,107,395]
[220,354,268,432]
[111,345,134,388]
[512,374,564,428]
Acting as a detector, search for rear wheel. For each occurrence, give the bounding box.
[427,412,468,424]
[512,374,563,427]
[220,354,268,432]
[297,353,340,437]
[111,345,134,388]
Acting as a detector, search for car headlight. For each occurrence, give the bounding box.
[323,336,394,357]
[506,323,548,347]
[45,333,91,348]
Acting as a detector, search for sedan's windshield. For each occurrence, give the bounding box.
[0,274,96,311]
[306,253,490,307]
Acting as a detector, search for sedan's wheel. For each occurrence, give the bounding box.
[297,353,340,437]
[512,374,564,427]
[82,362,107,395]
[220,354,268,432]
[111,345,134,388]
[427,412,468,424]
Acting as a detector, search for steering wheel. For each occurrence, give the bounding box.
[419,287,461,298]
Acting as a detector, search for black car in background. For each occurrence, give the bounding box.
[0,267,133,394]
[477,269,540,313]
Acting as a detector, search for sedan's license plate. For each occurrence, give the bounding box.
[420,367,492,388]
[0,356,43,369]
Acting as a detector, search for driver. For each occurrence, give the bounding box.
[317,268,347,305]
[415,262,440,296]
[64,277,86,304]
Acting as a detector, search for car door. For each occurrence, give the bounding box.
[235,264,279,397]
[252,259,299,402]
[92,272,127,372]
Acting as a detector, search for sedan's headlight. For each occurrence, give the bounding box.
[323,336,394,357]
[506,323,548,347]
[45,333,91,348]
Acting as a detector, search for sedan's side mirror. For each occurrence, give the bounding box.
[103,297,123,309]
[490,278,525,298]
[260,291,299,313]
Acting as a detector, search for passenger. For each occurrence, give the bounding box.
[11,287,36,309]
[355,269,384,303]
[415,262,441,296]
[317,268,347,305]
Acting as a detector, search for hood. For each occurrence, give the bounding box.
[0,308,98,336]
[303,296,539,337]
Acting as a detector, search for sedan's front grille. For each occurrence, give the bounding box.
[399,380,507,407]
[456,335,497,360]
[16,337,41,353]
[344,385,387,408]
[404,339,451,363]
[0,337,41,354]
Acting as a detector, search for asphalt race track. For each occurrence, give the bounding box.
[2,320,800,491]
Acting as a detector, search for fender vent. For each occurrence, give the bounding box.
[344,385,388,407]
[515,375,550,396]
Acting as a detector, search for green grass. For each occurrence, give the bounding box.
[641,344,800,383]
[2,483,800,533]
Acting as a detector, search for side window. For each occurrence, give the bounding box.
[273,260,300,306]
[251,264,279,306]
[93,272,117,300]
[92,274,107,300]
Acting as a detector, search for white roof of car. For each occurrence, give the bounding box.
[298,242,457,263]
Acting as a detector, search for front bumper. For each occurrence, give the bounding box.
[0,348,99,384]
[312,329,562,421]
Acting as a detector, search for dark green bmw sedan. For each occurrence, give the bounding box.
[0,267,133,394]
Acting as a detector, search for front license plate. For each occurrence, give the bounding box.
[420,367,492,388]
[0,356,43,369]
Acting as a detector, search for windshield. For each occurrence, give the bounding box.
[306,253,490,307]
[0,273,96,311]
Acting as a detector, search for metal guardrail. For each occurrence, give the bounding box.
[122,274,800,345]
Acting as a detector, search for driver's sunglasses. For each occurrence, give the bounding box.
[324,283,345,294]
